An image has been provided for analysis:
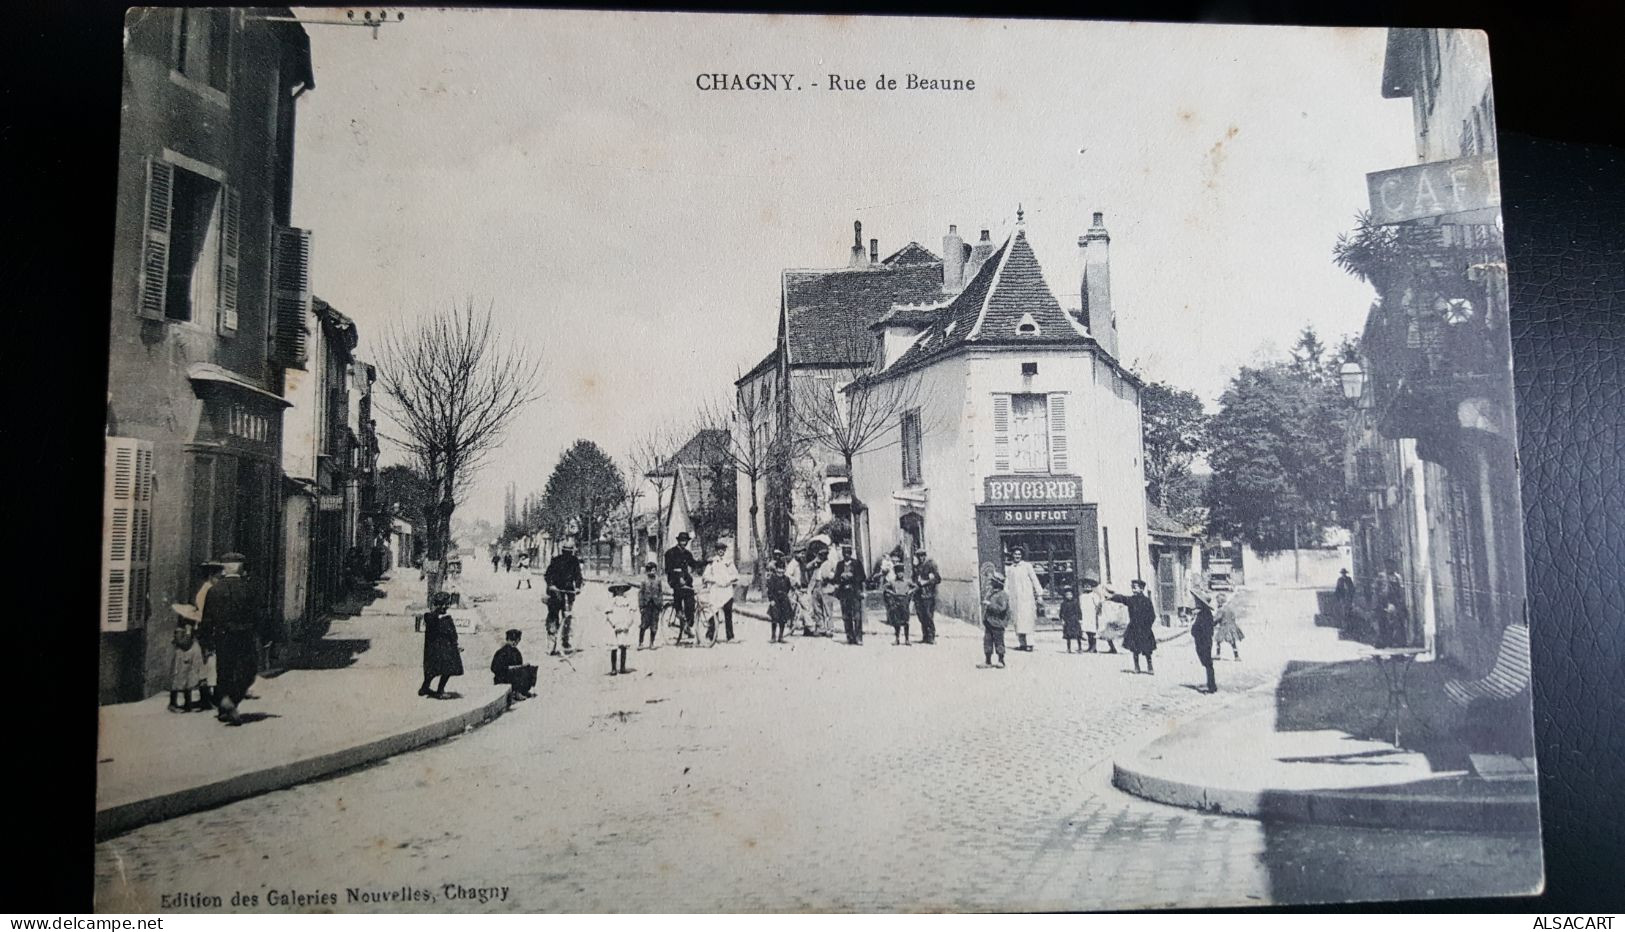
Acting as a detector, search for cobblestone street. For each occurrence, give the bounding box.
[95,570,1537,912]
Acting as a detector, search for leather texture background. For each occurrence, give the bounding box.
[1500,132,1625,910]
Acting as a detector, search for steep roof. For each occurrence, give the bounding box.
[882,242,941,267]
[735,349,778,385]
[878,227,1091,375]
[782,263,945,367]
[1145,500,1197,541]
[654,428,731,477]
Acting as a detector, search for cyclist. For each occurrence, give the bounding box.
[544,539,584,655]
[664,531,701,644]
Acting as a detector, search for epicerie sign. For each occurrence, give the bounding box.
[985,476,1083,504]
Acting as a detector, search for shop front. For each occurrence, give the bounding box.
[974,476,1100,625]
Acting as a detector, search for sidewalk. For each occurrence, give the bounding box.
[1111,587,1540,833]
[96,573,511,839]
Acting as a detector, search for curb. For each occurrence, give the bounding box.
[1110,760,1540,832]
[95,687,513,840]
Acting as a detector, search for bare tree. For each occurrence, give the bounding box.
[698,370,779,593]
[630,425,682,555]
[375,302,541,600]
[791,370,937,570]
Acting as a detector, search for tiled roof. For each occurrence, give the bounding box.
[736,349,777,385]
[783,263,945,367]
[1145,500,1197,540]
[880,227,1090,374]
[871,299,954,329]
[652,428,731,477]
[882,242,941,267]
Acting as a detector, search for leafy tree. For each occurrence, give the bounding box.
[539,440,627,550]
[1204,327,1352,554]
[1140,380,1209,510]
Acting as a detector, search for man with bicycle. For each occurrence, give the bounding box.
[664,531,701,644]
[544,539,585,655]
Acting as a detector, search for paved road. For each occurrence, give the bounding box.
[95,571,1537,912]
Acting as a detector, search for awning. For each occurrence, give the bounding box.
[188,363,292,407]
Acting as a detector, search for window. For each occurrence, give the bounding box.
[1017,312,1040,335]
[900,408,923,486]
[175,9,231,93]
[138,158,239,332]
[165,166,221,322]
[102,438,154,632]
[1009,393,1050,473]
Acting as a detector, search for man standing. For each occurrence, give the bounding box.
[832,542,867,645]
[1108,579,1159,674]
[544,540,584,654]
[1334,568,1356,629]
[1004,547,1043,652]
[665,531,700,644]
[1190,590,1217,693]
[197,552,259,726]
[911,548,941,644]
[701,541,740,642]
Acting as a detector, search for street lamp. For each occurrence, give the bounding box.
[1339,358,1366,403]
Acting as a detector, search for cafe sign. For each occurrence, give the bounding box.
[1366,155,1500,226]
[984,475,1084,505]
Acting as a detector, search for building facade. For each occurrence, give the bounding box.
[846,213,1148,622]
[102,9,314,701]
[1344,28,1520,673]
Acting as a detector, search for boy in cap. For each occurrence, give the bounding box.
[605,578,636,675]
[637,561,663,649]
[490,629,538,701]
[765,559,793,643]
[981,575,1009,668]
[882,563,914,645]
[1059,584,1084,653]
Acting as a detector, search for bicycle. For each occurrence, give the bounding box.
[545,586,579,656]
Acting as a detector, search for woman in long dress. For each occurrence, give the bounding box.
[1004,548,1043,652]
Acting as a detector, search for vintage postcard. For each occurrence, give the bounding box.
[95,9,1541,912]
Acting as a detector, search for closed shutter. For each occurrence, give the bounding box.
[102,438,155,631]
[216,185,240,335]
[138,158,174,320]
[1047,392,1070,473]
[270,226,312,368]
[992,394,1011,473]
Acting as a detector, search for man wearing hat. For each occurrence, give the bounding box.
[665,532,701,642]
[911,548,942,644]
[1189,589,1218,693]
[544,539,584,654]
[197,553,260,725]
[1107,579,1159,674]
[831,542,867,645]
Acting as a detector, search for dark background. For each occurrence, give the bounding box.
[11,0,1621,914]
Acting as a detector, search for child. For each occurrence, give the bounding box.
[1213,593,1245,660]
[419,590,463,698]
[637,561,663,649]
[883,564,914,645]
[169,607,205,713]
[1059,585,1084,653]
[490,628,538,702]
[605,579,636,675]
[981,575,1009,668]
[765,560,794,643]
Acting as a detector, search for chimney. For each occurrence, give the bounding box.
[941,224,965,292]
[965,229,994,281]
[1079,211,1116,357]
[849,220,868,268]
[870,238,879,265]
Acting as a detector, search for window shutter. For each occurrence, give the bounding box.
[138,158,174,320]
[271,226,312,368]
[992,394,1011,473]
[216,185,240,335]
[1047,392,1070,474]
[102,438,155,632]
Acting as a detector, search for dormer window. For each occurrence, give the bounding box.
[1017,312,1040,335]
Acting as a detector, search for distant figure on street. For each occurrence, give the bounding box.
[605,578,636,675]
[700,542,740,642]
[766,560,794,643]
[882,563,914,645]
[809,552,837,637]
[490,628,537,702]
[545,541,584,654]
[980,575,1009,668]
[832,543,866,645]
[1213,592,1245,660]
[1083,577,1120,653]
[491,552,501,574]
[1335,568,1356,628]
[503,553,513,573]
[419,590,463,699]
[637,561,663,649]
[197,553,260,725]
[911,549,941,645]
[1109,579,1158,674]
[516,552,533,589]
[1191,590,1217,693]
[665,532,700,643]
[1004,548,1043,652]
[1059,585,1084,653]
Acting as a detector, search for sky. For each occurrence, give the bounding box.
[289,10,1416,528]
